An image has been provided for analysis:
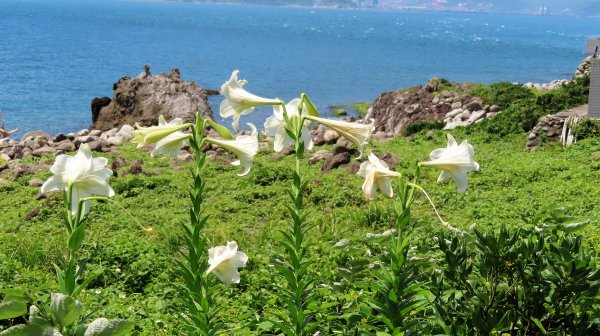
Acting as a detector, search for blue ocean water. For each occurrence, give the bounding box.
[0,0,599,136]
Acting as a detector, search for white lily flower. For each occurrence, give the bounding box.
[220,70,281,131]
[131,115,191,148]
[206,241,248,285]
[305,115,374,155]
[264,98,314,152]
[206,123,259,176]
[357,151,401,200]
[41,144,114,214]
[420,134,479,193]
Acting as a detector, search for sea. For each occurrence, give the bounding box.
[1,0,599,136]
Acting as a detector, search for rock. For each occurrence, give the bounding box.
[54,133,68,142]
[322,152,351,173]
[74,136,95,146]
[100,128,118,140]
[106,136,124,146]
[89,130,102,137]
[323,130,340,144]
[111,156,127,170]
[32,146,57,157]
[28,178,44,187]
[425,130,435,140]
[78,129,90,136]
[446,109,462,118]
[0,178,9,185]
[87,139,108,152]
[381,152,400,167]
[91,67,214,131]
[91,97,111,123]
[128,159,144,175]
[177,152,194,162]
[464,101,483,112]
[346,161,361,174]
[56,140,76,152]
[365,80,472,135]
[21,131,52,142]
[308,150,331,165]
[467,110,486,123]
[592,151,600,157]
[451,102,462,109]
[460,110,471,120]
[12,164,36,179]
[332,142,350,155]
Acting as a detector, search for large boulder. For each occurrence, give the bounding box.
[365,79,472,135]
[91,67,214,131]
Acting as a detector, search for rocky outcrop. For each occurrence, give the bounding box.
[91,67,214,131]
[574,55,599,79]
[365,79,498,134]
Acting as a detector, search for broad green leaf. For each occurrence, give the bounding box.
[50,293,82,328]
[84,318,133,336]
[0,301,27,319]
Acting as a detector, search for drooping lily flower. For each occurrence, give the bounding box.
[419,134,479,193]
[206,241,249,285]
[206,123,259,176]
[151,130,191,158]
[41,144,114,214]
[220,70,281,131]
[305,115,374,155]
[357,151,401,200]
[131,115,192,148]
[264,98,313,152]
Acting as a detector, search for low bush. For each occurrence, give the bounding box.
[572,117,600,140]
[403,120,445,136]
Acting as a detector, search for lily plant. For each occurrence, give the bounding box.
[130,111,253,335]
[0,144,133,335]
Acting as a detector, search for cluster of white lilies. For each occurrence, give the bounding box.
[40,70,479,286]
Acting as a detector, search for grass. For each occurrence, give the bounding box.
[1,128,599,334]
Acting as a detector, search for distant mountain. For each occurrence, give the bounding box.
[171,0,600,17]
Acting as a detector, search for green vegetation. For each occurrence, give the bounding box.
[1,128,599,334]
[572,117,600,140]
[403,120,445,136]
[469,77,590,137]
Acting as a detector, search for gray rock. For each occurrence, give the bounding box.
[89,130,102,137]
[28,178,44,187]
[106,136,124,146]
[21,131,52,142]
[78,129,90,136]
[56,140,76,152]
[74,136,95,146]
[308,150,331,165]
[32,146,57,157]
[323,130,340,144]
[91,68,214,131]
[489,105,501,112]
[464,101,483,112]
[322,152,351,173]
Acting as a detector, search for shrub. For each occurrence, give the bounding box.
[403,120,445,136]
[427,214,599,335]
[469,82,534,109]
[572,117,600,140]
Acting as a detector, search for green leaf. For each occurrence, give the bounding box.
[68,222,87,251]
[84,318,133,336]
[50,293,83,328]
[0,324,50,336]
[206,120,233,140]
[531,317,547,335]
[0,301,27,319]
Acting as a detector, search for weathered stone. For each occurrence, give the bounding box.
[322,152,351,173]
[56,141,76,152]
[323,130,340,144]
[32,146,57,157]
[28,178,44,187]
[464,101,483,112]
[74,136,95,146]
[89,129,102,137]
[308,150,331,165]
[54,133,68,142]
[87,139,108,152]
[91,67,214,131]
[21,131,52,142]
[381,152,400,167]
[111,156,127,170]
[489,105,501,113]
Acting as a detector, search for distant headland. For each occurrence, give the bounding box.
[164,0,600,18]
